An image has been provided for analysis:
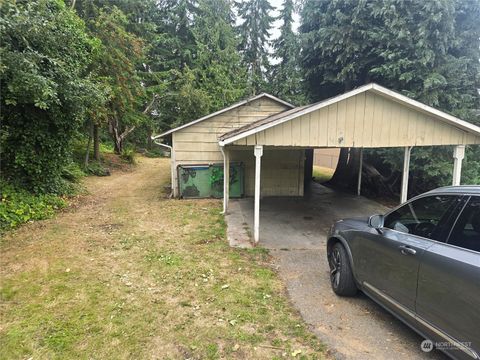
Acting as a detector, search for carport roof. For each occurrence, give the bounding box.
[219,83,480,146]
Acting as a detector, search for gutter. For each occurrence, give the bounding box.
[151,135,175,198]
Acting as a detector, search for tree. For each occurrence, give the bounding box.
[236,0,275,95]
[88,7,147,154]
[0,0,103,193]
[144,0,247,132]
[300,0,480,195]
[192,0,248,110]
[270,0,305,105]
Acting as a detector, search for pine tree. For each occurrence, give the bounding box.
[236,0,275,95]
[270,0,305,105]
[299,0,480,194]
[193,0,248,111]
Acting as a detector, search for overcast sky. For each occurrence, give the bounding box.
[269,0,300,40]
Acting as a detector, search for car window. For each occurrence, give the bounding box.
[384,195,458,241]
[447,196,480,252]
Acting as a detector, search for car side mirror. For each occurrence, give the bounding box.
[368,214,384,229]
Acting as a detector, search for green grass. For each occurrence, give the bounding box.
[0,158,327,359]
[312,165,335,183]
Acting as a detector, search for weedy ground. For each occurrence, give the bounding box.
[312,166,334,184]
[0,157,328,359]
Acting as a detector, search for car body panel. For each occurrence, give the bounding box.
[417,243,480,359]
[327,186,480,360]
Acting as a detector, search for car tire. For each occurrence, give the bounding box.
[329,242,358,296]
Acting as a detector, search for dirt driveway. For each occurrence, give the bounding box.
[0,158,327,359]
[229,184,447,359]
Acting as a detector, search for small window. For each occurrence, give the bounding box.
[448,197,480,252]
[384,195,458,241]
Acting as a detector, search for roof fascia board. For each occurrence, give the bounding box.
[152,93,294,139]
[220,83,480,146]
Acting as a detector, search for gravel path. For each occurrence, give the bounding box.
[272,248,446,359]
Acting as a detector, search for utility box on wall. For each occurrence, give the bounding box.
[178,163,244,199]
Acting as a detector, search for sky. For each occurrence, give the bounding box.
[235,0,301,41]
[269,0,300,40]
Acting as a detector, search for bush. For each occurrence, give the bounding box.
[0,0,104,194]
[62,162,85,183]
[144,147,166,158]
[0,181,66,232]
[120,148,136,164]
[85,162,110,176]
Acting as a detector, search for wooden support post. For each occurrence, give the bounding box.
[452,145,465,186]
[357,148,363,196]
[400,146,413,204]
[254,145,263,245]
[223,148,230,213]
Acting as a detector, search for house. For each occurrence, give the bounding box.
[154,84,480,243]
[153,93,311,198]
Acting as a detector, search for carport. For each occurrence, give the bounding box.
[218,83,480,244]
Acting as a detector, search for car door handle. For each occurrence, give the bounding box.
[399,245,417,255]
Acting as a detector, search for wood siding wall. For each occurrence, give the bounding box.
[172,98,305,197]
[233,92,480,147]
[230,149,305,197]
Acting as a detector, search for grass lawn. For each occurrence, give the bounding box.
[312,166,335,183]
[0,157,327,359]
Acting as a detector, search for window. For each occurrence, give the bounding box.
[448,197,480,252]
[384,195,458,241]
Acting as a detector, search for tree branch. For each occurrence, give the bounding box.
[143,94,157,115]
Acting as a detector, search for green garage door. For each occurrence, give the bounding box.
[178,163,244,199]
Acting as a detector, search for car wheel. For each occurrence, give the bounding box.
[329,242,357,296]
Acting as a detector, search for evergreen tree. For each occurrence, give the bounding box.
[300,0,480,194]
[236,0,275,95]
[192,0,248,111]
[270,0,305,105]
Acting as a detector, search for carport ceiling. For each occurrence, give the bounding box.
[219,83,480,148]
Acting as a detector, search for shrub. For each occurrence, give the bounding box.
[85,162,110,176]
[0,181,66,231]
[120,148,136,164]
[62,162,85,183]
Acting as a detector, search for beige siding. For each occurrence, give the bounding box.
[235,93,480,147]
[230,149,305,197]
[314,148,340,169]
[172,97,305,197]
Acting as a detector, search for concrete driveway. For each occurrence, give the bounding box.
[226,184,447,359]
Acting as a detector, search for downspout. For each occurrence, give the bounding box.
[152,135,175,198]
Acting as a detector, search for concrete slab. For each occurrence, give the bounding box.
[225,200,253,248]
[225,183,447,359]
[232,183,389,250]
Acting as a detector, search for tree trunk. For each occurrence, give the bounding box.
[84,121,93,167]
[345,148,362,187]
[147,127,153,150]
[328,148,350,186]
[93,124,100,161]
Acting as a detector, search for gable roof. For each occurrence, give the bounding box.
[219,83,480,146]
[152,93,294,139]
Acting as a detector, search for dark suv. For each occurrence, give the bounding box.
[327,186,480,360]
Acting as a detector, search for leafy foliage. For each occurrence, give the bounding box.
[0,0,104,193]
[236,0,275,94]
[300,0,480,192]
[0,181,66,231]
[270,0,306,105]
